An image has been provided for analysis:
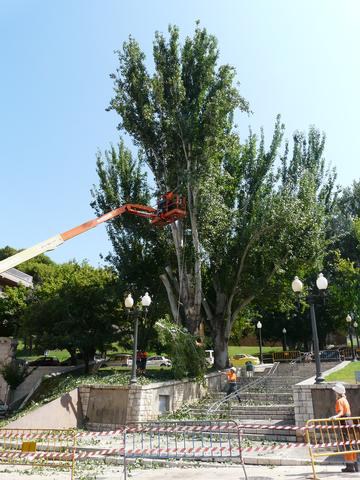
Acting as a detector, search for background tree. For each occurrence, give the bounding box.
[24,262,123,372]
[329,181,360,264]
[0,285,29,337]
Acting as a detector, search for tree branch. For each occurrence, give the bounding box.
[160,273,181,324]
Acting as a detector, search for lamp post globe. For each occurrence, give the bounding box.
[291,276,303,293]
[316,273,328,291]
[141,292,152,308]
[346,314,352,324]
[125,293,134,309]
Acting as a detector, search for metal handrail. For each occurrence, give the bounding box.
[207,362,280,414]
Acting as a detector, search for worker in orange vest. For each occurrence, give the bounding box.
[330,383,358,473]
[222,367,241,403]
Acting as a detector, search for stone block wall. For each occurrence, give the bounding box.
[0,337,17,402]
[293,383,315,426]
[293,361,360,427]
[6,372,222,430]
[80,372,222,428]
[125,378,207,423]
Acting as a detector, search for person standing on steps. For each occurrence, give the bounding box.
[221,367,241,403]
[330,383,358,473]
[245,361,254,378]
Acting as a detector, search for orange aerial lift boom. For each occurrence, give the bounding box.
[0,194,186,275]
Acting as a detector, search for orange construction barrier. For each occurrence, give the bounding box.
[272,350,301,362]
[306,417,360,479]
[0,428,77,479]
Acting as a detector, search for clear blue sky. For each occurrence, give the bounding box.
[1,0,359,267]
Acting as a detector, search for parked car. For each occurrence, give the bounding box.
[105,354,132,367]
[146,356,172,367]
[28,356,60,366]
[319,350,341,362]
[230,353,260,367]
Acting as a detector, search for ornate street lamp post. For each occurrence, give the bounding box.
[354,321,359,350]
[257,321,263,365]
[291,273,328,384]
[346,314,356,361]
[282,328,287,352]
[125,292,152,384]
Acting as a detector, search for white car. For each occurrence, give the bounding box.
[146,356,172,367]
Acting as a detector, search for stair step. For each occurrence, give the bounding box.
[190,405,294,412]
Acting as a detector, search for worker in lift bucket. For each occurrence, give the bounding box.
[330,383,358,473]
[157,192,174,215]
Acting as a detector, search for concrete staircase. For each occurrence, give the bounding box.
[182,361,340,443]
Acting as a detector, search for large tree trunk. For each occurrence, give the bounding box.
[159,197,203,334]
[213,320,230,370]
[67,347,77,366]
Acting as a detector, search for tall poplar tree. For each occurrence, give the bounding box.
[92,24,334,367]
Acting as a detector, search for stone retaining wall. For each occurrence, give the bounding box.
[0,337,17,402]
[81,372,222,429]
[293,361,360,426]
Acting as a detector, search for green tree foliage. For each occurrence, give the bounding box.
[330,181,360,263]
[155,317,207,380]
[0,362,27,390]
[105,23,249,338]
[90,141,170,327]
[0,285,29,337]
[330,253,360,330]
[23,262,123,372]
[93,24,334,368]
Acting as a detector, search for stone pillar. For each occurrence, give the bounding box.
[0,337,18,403]
[293,383,315,427]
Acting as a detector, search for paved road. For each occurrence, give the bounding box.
[0,464,356,479]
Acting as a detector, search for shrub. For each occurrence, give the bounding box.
[0,362,27,390]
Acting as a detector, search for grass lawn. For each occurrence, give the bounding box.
[228,345,282,356]
[325,361,360,384]
[16,341,70,363]
[15,340,282,363]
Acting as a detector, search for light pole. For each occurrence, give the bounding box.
[291,273,328,384]
[257,321,263,364]
[125,292,152,384]
[346,314,356,361]
[354,321,359,350]
[282,328,287,352]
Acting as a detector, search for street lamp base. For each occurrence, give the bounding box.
[130,378,137,385]
[315,375,325,384]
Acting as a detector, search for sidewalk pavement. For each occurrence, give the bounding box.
[0,464,357,480]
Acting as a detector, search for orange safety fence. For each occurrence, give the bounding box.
[339,347,360,360]
[306,417,360,480]
[0,428,77,479]
[272,351,301,362]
